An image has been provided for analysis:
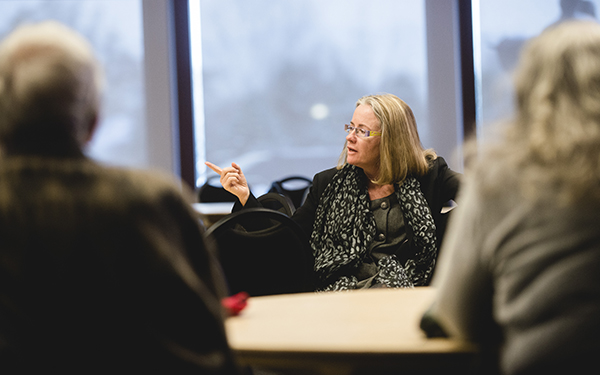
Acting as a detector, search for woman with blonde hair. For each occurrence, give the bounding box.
[207,93,460,291]
[422,21,600,374]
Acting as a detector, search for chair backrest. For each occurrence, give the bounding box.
[204,208,314,296]
[268,175,312,210]
[257,192,295,216]
[198,175,238,203]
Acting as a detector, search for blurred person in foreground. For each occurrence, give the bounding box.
[0,21,239,374]
[421,21,600,375]
[207,93,460,291]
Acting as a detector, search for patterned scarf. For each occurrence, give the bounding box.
[310,164,438,291]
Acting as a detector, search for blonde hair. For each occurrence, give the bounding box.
[478,20,600,205]
[337,93,436,185]
[0,21,103,155]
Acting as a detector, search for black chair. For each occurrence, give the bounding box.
[257,192,295,216]
[268,176,312,210]
[204,208,314,296]
[197,175,238,203]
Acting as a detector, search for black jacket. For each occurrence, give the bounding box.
[236,157,461,283]
[0,155,240,374]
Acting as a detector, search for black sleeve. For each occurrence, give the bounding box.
[291,168,338,238]
[438,157,461,204]
[232,168,337,240]
[418,156,461,213]
[231,192,260,212]
[420,308,450,338]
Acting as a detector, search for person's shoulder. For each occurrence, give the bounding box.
[428,155,448,170]
[418,156,447,180]
[102,165,179,188]
[417,155,461,193]
[426,156,461,178]
[94,164,194,206]
[313,167,339,183]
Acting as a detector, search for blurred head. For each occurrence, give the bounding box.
[515,21,600,135]
[338,93,436,185]
[0,21,103,157]
[514,20,600,159]
[483,21,600,204]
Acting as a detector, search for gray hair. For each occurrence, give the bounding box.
[0,21,103,156]
[477,20,600,205]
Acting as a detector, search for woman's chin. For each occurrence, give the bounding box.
[347,160,361,169]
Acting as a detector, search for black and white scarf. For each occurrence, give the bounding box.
[310,164,438,291]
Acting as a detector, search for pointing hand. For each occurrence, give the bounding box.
[205,161,250,205]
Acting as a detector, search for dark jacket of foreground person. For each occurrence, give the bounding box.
[0,155,240,374]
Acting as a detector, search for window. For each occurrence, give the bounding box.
[0,0,147,168]
[191,0,431,193]
[473,0,599,139]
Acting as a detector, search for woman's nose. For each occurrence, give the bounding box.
[346,130,356,142]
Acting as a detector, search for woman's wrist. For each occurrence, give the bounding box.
[239,190,250,206]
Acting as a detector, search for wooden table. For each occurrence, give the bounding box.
[226,287,477,375]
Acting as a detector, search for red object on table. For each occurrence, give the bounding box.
[222,292,249,316]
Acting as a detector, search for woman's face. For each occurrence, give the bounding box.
[346,104,381,175]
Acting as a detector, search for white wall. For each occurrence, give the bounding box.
[426,0,464,172]
[142,0,180,176]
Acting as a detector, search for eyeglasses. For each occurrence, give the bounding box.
[344,124,381,138]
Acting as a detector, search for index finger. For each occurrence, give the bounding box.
[205,161,223,176]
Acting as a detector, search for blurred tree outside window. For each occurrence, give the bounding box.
[191,0,428,194]
[0,0,146,168]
